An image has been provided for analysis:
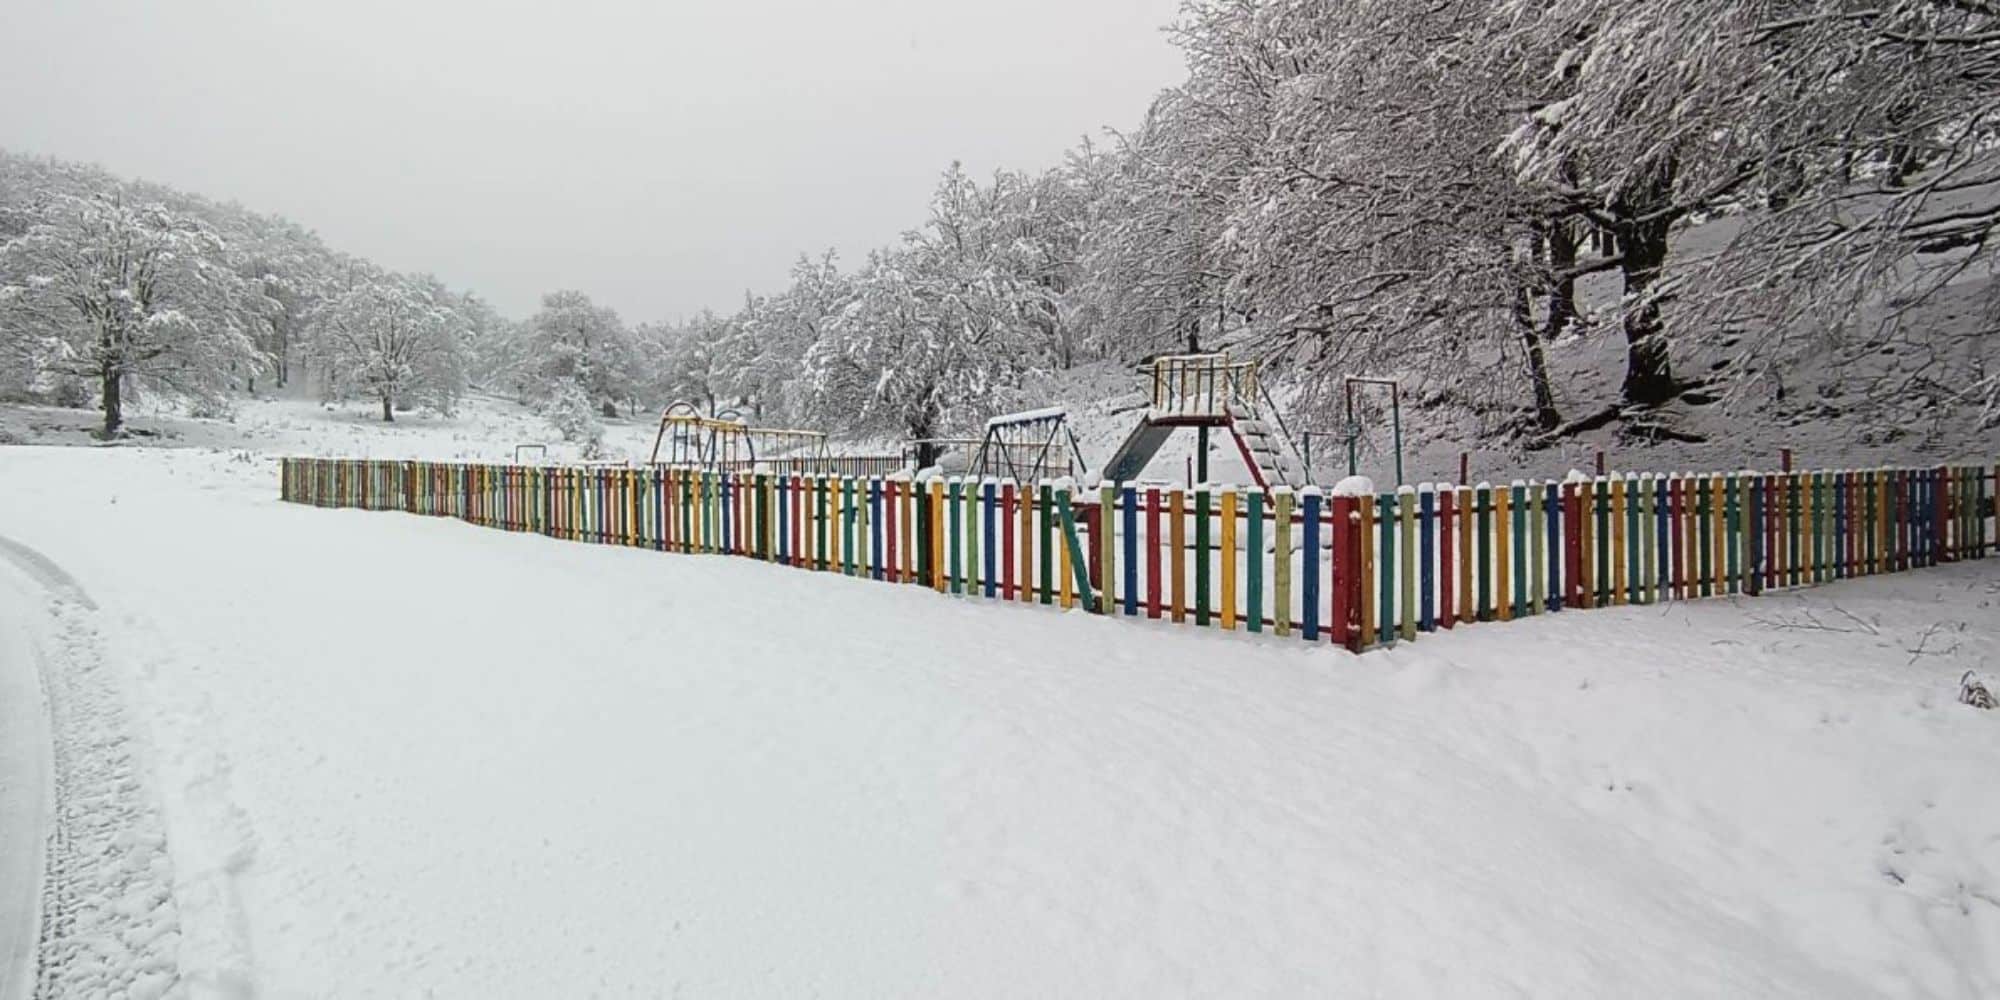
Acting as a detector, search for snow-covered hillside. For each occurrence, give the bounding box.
[1025,279,1999,491]
[2,405,1998,996]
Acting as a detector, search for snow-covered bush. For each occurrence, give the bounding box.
[49,376,89,409]
[188,395,236,420]
[542,380,605,459]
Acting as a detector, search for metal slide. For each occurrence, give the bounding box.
[1099,419,1177,485]
[1099,412,1310,489]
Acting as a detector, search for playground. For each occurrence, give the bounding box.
[284,352,1997,654]
[645,354,1336,489]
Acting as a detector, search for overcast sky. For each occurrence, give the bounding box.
[1,0,1185,322]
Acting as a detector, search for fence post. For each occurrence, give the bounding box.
[1456,485,1475,624]
[1437,487,1456,625]
[995,480,1012,597]
[1220,486,1238,629]
[1245,488,1263,633]
[1500,480,1522,616]
[1419,486,1436,631]
[1563,479,1583,610]
[1145,487,1164,619]
[1400,487,1418,640]
[1098,482,1117,616]
[1476,483,1493,621]
[1377,493,1395,645]
[914,474,932,585]
[1016,482,1032,604]
[1745,472,1763,595]
[1331,492,1359,651]
[1928,466,1944,564]
[1272,487,1293,638]
[1193,484,1211,626]
[959,476,975,590]
[1040,482,1056,604]
[1054,483,1096,612]
[1537,480,1553,608]
[1300,488,1320,641]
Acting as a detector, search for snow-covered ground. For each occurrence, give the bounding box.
[0,392,670,466]
[2,405,1998,996]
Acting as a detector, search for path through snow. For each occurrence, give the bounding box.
[0,541,52,1000]
[0,533,196,998]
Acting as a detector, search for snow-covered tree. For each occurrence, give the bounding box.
[521,290,635,414]
[541,378,606,458]
[232,217,336,393]
[1079,93,1244,360]
[0,192,254,435]
[1488,0,2000,424]
[1166,0,1581,433]
[639,310,739,416]
[799,168,1059,455]
[314,269,468,421]
[722,253,852,421]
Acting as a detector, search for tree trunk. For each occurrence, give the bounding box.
[1613,176,1679,408]
[381,393,395,422]
[1616,230,1676,407]
[908,405,940,471]
[1515,282,1560,433]
[911,426,941,471]
[1523,222,1579,432]
[101,368,123,437]
[1523,330,1560,430]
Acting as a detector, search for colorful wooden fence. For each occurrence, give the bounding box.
[280,458,1997,652]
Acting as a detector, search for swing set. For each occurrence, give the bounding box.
[647,402,826,470]
[648,402,904,476]
[973,407,1089,482]
[1296,376,1404,486]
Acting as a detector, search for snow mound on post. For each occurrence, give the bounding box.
[1332,475,1373,497]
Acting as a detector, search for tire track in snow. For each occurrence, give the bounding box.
[0,548,52,1000]
[0,535,185,999]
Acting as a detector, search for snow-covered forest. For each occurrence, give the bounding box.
[0,154,497,435]
[6,0,1996,452]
